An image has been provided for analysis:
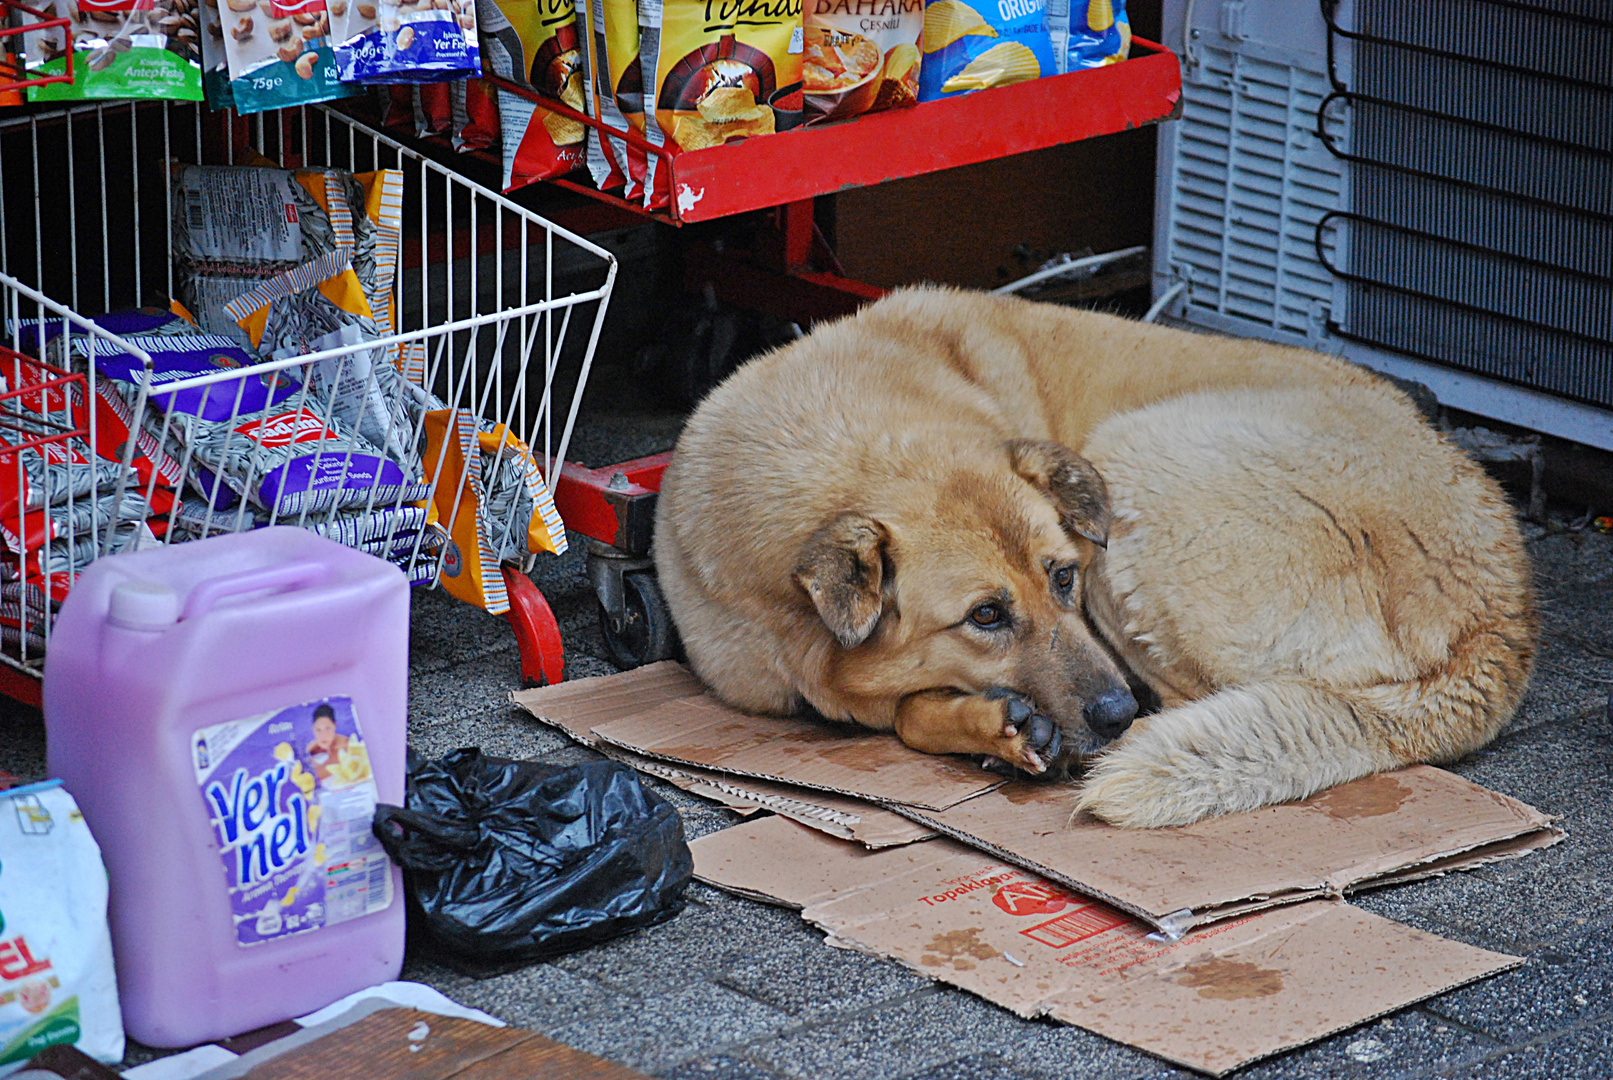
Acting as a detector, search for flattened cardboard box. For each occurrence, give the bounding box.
[694,816,1521,1076]
[512,665,939,848]
[514,665,1562,931]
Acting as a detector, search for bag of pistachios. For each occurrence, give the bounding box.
[23,0,204,101]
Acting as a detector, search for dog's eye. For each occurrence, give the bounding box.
[969,602,1005,629]
[1053,565,1075,591]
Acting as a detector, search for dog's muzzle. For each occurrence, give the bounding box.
[1083,687,1138,740]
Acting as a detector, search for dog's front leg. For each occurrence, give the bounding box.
[894,689,1062,774]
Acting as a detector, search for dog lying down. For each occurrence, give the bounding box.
[653,287,1536,828]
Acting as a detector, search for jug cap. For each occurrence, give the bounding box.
[108,580,180,630]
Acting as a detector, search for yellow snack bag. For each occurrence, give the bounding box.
[421,409,568,614]
[640,0,805,208]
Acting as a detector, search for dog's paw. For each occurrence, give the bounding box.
[983,688,1062,775]
[1074,743,1224,828]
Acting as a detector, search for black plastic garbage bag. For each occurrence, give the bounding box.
[372,748,693,966]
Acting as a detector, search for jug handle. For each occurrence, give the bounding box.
[181,561,332,621]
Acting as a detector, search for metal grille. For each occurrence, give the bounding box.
[1318,0,1613,408]
[1165,45,1343,337]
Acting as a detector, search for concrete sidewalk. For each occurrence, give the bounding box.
[3,411,1610,1079]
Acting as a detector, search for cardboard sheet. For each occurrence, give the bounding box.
[513,665,1561,926]
[693,816,1522,1077]
[510,664,948,842]
[895,767,1564,928]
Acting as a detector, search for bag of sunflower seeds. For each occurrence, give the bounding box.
[916,0,1053,101]
[23,0,203,101]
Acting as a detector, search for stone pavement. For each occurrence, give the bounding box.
[2,411,1610,1079]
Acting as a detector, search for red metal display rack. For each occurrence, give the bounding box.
[500,42,1184,684]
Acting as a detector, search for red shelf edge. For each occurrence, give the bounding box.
[667,42,1182,223]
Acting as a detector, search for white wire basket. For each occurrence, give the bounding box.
[0,100,617,678]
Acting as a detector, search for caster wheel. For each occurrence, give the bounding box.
[599,570,675,670]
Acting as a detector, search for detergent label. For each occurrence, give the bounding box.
[192,696,393,947]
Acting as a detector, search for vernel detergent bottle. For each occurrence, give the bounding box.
[43,527,409,1048]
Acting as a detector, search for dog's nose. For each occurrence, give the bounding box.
[1083,688,1137,739]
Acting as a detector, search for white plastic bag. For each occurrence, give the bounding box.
[0,782,123,1075]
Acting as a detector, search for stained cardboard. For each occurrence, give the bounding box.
[588,695,1000,811]
[894,767,1563,928]
[693,816,1523,1076]
[512,666,1561,927]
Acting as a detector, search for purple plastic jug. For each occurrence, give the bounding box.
[43,527,409,1048]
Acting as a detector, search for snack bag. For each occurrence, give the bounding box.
[450,76,500,151]
[199,0,236,108]
[803,0,922,120]
[0,783,124,1075]
[641,0,804,206]
[477,0,587,190]
[917,0,1053,101]
[331,0,481,83]
[1046,0,1125,74]
[215,0,359,114]
[420,408,565,613]
[23,0,203,101]
[579,0,636,193]
[413,79,453,134]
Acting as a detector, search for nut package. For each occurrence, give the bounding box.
[331,0,482,83]
[215,0,360,113]
[23,0,203,101]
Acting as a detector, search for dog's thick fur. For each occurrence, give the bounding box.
[654,287,1536,827]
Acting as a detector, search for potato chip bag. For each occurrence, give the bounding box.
[578,0,642,195]
[413,80,453,134]
[478,0,588,191]
[641,0,804,207]
[802,0,921,120]
[23,0,203,101]
[451,76,500,151]
[917,0,1051,100]
[1045,0,1125,74]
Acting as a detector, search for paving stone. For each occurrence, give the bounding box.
[0,697,44,784]
[1231,1008,1498,1080]
[1420,921,1613,1043]
[400,955,619,1031]
[545,980,794,1075]
[749,988,1162,1080]
[716,929,932,1020]
[997,1022,1191,1080]
[655,1054,794,1080]
[1434,1025,1613,1080]
[899,1051,1048,1080]
[551,889,823,993]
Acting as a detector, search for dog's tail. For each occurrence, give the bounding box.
[1074,622,1533,829]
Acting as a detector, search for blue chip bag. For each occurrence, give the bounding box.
[332,0,482,83]
[1047,0,1128,75]
[917,0,1055,101]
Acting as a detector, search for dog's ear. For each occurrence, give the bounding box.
[794,513,889,648]
[1007,439,1111,548]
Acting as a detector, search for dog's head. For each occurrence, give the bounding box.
[793,438,1138,761]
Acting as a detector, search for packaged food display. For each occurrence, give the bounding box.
[22,0,203,101]
[641,0,804,204]
[917,0,1054,101]
[331,0,482,83]
[803,0,922,121]
[215,0,359,113]
[478,0,586,190]
[1048,0,1127,74]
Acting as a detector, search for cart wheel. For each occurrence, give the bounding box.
[599,570,675,670]
[502,565,565,688]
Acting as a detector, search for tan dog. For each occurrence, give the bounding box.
[653,287,1536,827]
